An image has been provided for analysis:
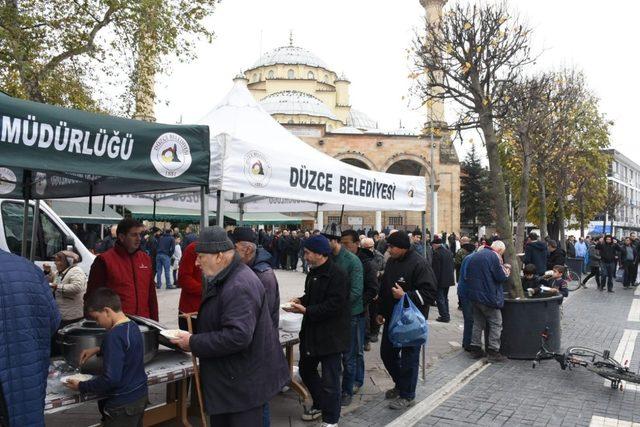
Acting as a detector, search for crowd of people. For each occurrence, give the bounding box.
[4,214,640,427]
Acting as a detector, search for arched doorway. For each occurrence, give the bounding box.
[386,159,427,176]
[340,158,371,170]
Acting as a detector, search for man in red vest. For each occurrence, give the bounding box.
[86,218,158,320]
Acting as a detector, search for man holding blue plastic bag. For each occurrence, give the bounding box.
[377,231,437,410]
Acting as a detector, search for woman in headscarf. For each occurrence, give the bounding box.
[51,250,86,328]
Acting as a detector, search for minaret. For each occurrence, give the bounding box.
[419,0,447,126]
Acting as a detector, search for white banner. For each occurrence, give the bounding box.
[201,82,427,211]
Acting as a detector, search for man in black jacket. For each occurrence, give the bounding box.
[546,240,566,271]
[341,230,379,397]
[524,232,548,275]
[286,235,350,425]
[432,236,456,323]
[377,231,437,410]
[596,235,620,292]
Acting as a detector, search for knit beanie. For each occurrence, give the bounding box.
[303,235,332,256]
[232,227,257,244]
[195,226,234,254]
[386,230,411,249]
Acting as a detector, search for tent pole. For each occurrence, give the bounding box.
[199,186,207,230]
[29,199,40,261]
[239,193,244,227]
[21,171,32,258]
[152,199,157,226]
[421,209,427,381]
[339,205,345,227]
[216,190,224,227]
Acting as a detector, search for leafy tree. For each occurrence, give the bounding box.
[0,0,218,114]
[413,2,535,296]
[461,144,493,233]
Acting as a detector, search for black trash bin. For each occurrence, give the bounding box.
[500,295,563,359]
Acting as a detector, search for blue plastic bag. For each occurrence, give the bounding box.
[388,294,429,348]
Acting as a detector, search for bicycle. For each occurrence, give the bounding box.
[565,268,581,292]
[532,327,640,390]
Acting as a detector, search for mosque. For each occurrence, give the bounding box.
[234,1,460,234]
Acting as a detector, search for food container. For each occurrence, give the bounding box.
[280,312,303,333]
[57,319,159,374]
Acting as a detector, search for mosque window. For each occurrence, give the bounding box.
[268,70,275,79]
[324,74,329,82]
[288,69,295,79]
[252,73,258,82]
[288,119,294,124]
[307,71,314,80]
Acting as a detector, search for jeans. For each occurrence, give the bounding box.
[155,253,172,288]
[302,256,309,273]
[623,260,635,287]
[436,287,451,321]
[582,266,601,288]
[99,395,147,427]
[299,352,342,424]
[600,262,616,291]
[380,324,420,400]
[342,314,366,395]
[471,302,502,352]
[459,294,474,348]
[263,403,270,427]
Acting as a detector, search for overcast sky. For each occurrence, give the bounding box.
[154,0,639,165]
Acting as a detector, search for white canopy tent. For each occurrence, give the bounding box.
[201,81,427,218]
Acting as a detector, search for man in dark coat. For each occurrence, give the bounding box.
[465,241,510,362]
[432,236,456,323]
[285,235,350,425]
[289,231,301,271]
[233,227,281,330]
[377,231,437,410]
[546,240,566,271]
[171,227,289,426]
[523,232,548,275]
[596,235,621,292]
[0,250,61,427]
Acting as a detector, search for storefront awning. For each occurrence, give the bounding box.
[50,201,122,225]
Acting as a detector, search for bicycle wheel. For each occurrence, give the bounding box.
[566,269,581,291]
[566,346,621,367]
[588,362,640,385]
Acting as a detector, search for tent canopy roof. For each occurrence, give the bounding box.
[0,94,210,200]
[50,201,121,225]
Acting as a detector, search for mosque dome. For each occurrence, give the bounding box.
[248,45,331,71]
[259,91,338,120]
[346,108,378,130]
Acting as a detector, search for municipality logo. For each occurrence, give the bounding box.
[243,150,272,188]
[151,133,192,178]
[0,168,16,195]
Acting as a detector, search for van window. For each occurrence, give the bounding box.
[1,201,66,260]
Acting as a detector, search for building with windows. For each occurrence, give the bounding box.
[236,32,461,233]
[599,149,640,236]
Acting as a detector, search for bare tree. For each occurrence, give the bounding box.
[499,74,553,253]
[413,1,535,296]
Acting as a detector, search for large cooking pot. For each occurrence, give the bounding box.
[57,319,159,374]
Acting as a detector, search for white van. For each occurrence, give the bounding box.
[0,199,95,274]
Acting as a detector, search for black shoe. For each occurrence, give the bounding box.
[468,346,485,359]
[435,317,450,323]
[364,342,371,351]
[385,388,399,399]
[340,392,352,407]
[301,407,322,421]
[486,349,507,362]
[608,290,614,293]
[369,335,379,343]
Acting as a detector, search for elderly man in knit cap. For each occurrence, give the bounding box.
[232,226,281,330]
[284,235,350,427]
[171,226,289,426]
[377,230,437,410]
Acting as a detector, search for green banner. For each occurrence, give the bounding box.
[0,94,210,199]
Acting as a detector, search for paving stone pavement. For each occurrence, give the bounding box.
[45,268,465,426]
[342,277,640,427]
